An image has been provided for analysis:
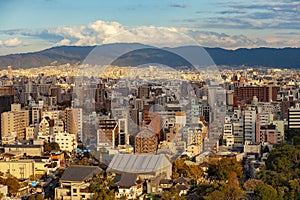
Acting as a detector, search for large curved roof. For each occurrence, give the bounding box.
[107,154,171,174]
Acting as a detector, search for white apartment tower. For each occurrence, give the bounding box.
[243,107,256,143]
[288,103,300,129]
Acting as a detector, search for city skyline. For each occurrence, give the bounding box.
[1,0,300,55]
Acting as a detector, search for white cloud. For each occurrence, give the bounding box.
[56,38,71,46]
[4,38,23,47]
[3,20,300,49]
[0,40,2,46]
[44,20,300,49]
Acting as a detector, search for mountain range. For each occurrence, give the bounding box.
[0,43,300,70]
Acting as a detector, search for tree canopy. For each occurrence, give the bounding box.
[207,157,243,181]
[203,172,244,200]
[0,176,20,196]
[172,158,203,179]
[257,143,300,199]
[44,142,60,153]
[89,172,115,200]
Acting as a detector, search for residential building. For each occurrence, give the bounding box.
[1,104,29,140]
[258,125,280,144]
[38,131,77,152]
[97,118,118,150]
[0,160,35,179]
[55,166,103,200]
[244,107,256,142]
[135,127,158,154]
[234,86,278,104]
[288,103,300,129]
[3,143,44,156]
[115,174,143,199]
[64,108,83,141]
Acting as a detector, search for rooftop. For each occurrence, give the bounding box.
[60,165,102,182]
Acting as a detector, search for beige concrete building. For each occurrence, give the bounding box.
[63,108,82,140]
[3,144,44,157]
[1,104,29,140]
[38,131,77,152]
[0,160,35,179]
[26,125,36,140]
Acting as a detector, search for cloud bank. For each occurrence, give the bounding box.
[1,19,300,50]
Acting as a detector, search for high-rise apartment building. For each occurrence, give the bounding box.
[243,107,256,142]
[288,103,300,129]
[64,108,83,140]
[1,104,29,140]
[0,94,14,139]
[234,86,278,104]
[135,127,158,154]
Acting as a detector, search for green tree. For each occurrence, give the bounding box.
[207,157,243,180]
[28,194,44,200]
[44,142,60,153]
[257,143,300,198]
[204,172,244,200]
[172,158,203,179]
[204,183,245,200]
[287,179,300,200]
[255,182,278,200]
[243,179,262,191]
[89,172,115,200]
[284,129,300,145]
[0,176,20,196]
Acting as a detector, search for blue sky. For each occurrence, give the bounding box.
[1,0,300,55]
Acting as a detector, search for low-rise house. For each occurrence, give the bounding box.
[55,165,102,200]
[115,174,143,199]
[174,177,190,196]
[159,179,173,191]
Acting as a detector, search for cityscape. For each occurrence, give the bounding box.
[1,1,300,200]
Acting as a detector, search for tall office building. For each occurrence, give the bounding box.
[1,104,29,140]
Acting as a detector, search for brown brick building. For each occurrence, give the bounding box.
[234,86,278,104]
[135,127,158,154]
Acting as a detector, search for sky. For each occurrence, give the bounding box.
[0,0,300,55]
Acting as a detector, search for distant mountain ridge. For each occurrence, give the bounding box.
[0,43,300,69]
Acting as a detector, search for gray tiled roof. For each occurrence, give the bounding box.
[118,173,138,188]
[60,165,102,182]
